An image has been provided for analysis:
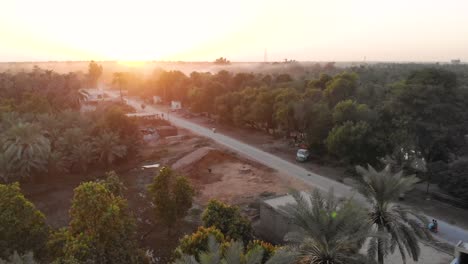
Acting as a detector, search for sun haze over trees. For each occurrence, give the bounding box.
[87,60,103,88]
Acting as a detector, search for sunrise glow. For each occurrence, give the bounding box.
[1,0,468,62]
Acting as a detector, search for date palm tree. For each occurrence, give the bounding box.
[0,152,13,182]
[355,165,432,264]
[281,190,373,264]
[66,88,89,109]
[175,235,296,264]
[93,132,127,167]
[70,142,95,173]
[46,150,69,176]
[1,122,50,180]
[112,72,127,103]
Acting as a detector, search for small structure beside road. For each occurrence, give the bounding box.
[171,100,182,110]
[452,241,468,264]
[153,96,162,104]
[258,192,305,243]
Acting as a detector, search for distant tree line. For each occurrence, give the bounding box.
[118,64,468,200]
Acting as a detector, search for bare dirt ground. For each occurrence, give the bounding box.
[173,147,307,205]
[20,126,309,262]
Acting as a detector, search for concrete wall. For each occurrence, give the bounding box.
[258,202,297,243]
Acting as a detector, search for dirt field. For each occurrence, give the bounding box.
[19,126,309,262]
[173,147,307,205]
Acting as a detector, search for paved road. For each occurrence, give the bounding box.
[105,91,467,245]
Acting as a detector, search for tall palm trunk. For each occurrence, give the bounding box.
[377,223,384,264]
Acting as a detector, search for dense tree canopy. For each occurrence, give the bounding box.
[87,61,103,88]
[0,183,48,259]
[147,167,195,234]
[58,177,144,263]
[201,199,253,244]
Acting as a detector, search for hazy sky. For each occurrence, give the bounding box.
[1,0,468,62]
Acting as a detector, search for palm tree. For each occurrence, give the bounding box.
[93,132,127,167]
[56,127,85,156]
[355,165,432,264]
[37,113,62,147]
[282,190,373,264]
[46,150,69,176]
[0,251,38,264]
[66,88,89,109]
[70,142,95,173]
[112,72,127,103]
[175,236,296,264]
[1,122,50,180]
[0,152,13,182]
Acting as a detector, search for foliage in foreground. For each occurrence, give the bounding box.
[202,199,253,244]
[0,183,48,260]
[148,167,195,234]
[0,252,37,264]
[175,226,226,260]
[52,175,146,264]
[174,235,296,264]
[356,165,432,264]
[282,190,373,264]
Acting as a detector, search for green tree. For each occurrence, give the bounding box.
[215,92,242,124]
[175,226,225,260]
[326,121,377,164]
[147,167,195,235]
[332,99,372,125]
[439,160,468,202]
[175,236,295,264]
[308,74,332,90]
[355,165,431,264]
[2,122,50,180]
[92,132,127,167]
[298,102,332,153]
[95,107,141,155]
[384,68,467,164]
[70,142,94,173]
[61,180,143,263]
[324,72,358,106]
[46,150,69,176]
[275,74,292,83]
[0,252,38,264]
[99,171,126,197]
[250,90,276,131]
[201,200,253,244]
[281,190,372,264]
[0,183,48,259]
[56,128,85,157]
[273,88,299,134]
[112,72,127,103]
[246,240,278,264]
[214,57,230,65]
[88,61,103,88]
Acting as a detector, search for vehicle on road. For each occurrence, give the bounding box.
[296,148,310,162]
[428,219,439,233]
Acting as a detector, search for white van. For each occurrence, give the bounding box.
[296,149,310,162]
